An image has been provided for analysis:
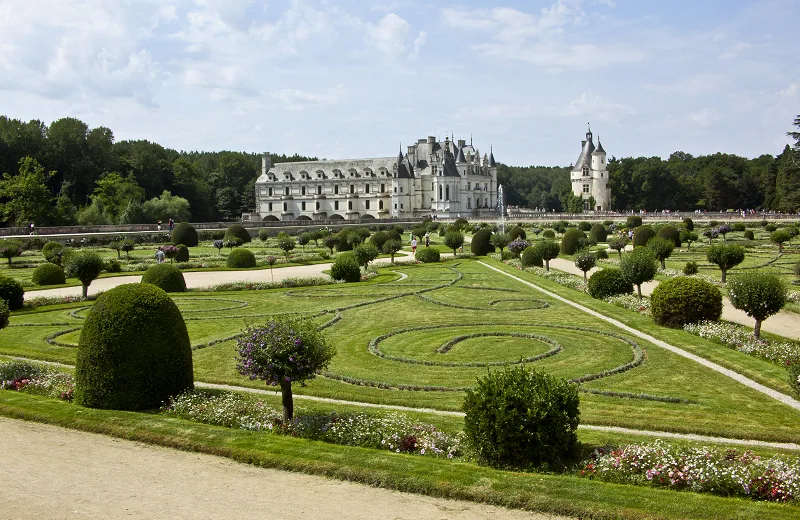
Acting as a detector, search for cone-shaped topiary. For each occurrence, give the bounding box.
[170,222,198,247]
[74,283,193,410]
[227,248,256,268]
[470,228,495,256]
[141,264,187,292]
[560,228,587,255]
[225,223,252,243]
[31,263,66,286]
[650,277,722,328]
[0,275,24,310]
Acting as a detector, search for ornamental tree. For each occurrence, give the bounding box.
[0,239,22,265]
[297,232,311,250]
[717,225,732,242]
[607,235,628,260]
[213,239,224,253]
[620,247,657,299]
[727,272,787,338]
[64,250,105,298]
[323,235,338,254]
[645,236,675,270]
[534,240,561,271]
[382,239,403,263]
[680,230,699,251]
[507,238,530,258]
[706,243,745,283]
[120,238,135,259]
[574,250,596,281]
[490,232,509,253]
[108,241,122,259]
[265,255,277,281]
[444,230,465,255]
[353,242,379,268]
[236,316,334,421]
[771,230,791,253]
[162,244,179,263]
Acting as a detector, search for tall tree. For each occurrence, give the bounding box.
[775,145,800,212]
[91,171,145,221]
[0,157,55,225]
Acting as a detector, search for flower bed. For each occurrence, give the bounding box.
[581,440,800,502]
[683,320,800,365]
[0,361,74,401]
[163,390,463,458]
[191,277,334,292]
[606,294,652,316]
[505,261,588,292]
[23,294,96,308]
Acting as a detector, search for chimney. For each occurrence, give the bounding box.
[457,139,466,148]
[427,136,435,144]
[581,140,586,150]
[262,153,272,176]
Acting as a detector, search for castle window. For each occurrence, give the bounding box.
[365,200,370,210]
[348,201,352,210]
[467,198,471,209]
[400,186,403,193]
[400,204,404,209]
[445,185,450,200]
[301,201,306,211]
[350,185,354,194]
[316,202,320,210]
[268,187,273,196]
[380,183,385,192]
[394,187,397,193]
[583,184,590,193]
[283,202,287,211]
[301,186,306,196]
[268,203,273,211]
[582,167,589,177]
[600,172,603,178]
[394,203,397,209]
[317,186,322,195]
[334,185,339,195]
[365,184,370,193]
[334,201,339,210]
[467,182,471,190]
[285,187,290,196]
[379,200,384,210]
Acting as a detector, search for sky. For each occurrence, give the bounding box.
[0,0,798,166]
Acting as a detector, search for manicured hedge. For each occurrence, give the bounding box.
[0,275,24,310]
[141,264,187,293]
[657,225,681,247]
[587,268,632,299]
[560,228,587,255]
[589,223,607,243]
[507,227,526,241]
[176,244,190,263]
[75,283,193,411]
[416,248,440,263]
[470,229,495,256]
[227,248,256,268]
[42,241,65,265]
[225,224,252,243]
[650,277,722,328]
[330,252,361,283]
[632,225,655,247]
[521,246,543,267]
[31,263,66,286]
[171,222,199,247]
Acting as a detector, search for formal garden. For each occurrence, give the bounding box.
[1,217,800,518]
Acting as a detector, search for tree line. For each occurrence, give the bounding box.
[498,115,800,213]
[0,115,316,227]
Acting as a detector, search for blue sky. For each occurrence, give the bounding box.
[0,0,797,166]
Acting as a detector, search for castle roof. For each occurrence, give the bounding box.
[488,149,497,167]
[594,139,605,154]
[456,146,467,164]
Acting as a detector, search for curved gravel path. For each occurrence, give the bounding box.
[480,261,800,411]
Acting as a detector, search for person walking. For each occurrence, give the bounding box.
[424,232,430,248]
[155,247,165,264]
[168,218,174,231]
[28,221,35,235]
[411,237,417,253]
[157,220,162,231]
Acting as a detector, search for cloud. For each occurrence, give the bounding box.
[688,109,722,128]
[567,93,636,120]
[277,85,346,111]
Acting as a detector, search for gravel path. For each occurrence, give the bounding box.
[546,257,799,340]
[480,261,800,411]
[0,417,564,520]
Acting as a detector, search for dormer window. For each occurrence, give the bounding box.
[582,167,589,177]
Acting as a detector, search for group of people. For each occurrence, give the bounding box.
[157,218,175,232]
[409,232,431,253]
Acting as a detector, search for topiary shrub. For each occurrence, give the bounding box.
[574,250,596,281]
[535,240,561,271]
[542,229,555,239]
[727,272,787,339]
[225,223,252,243]
[258,228,271,241]
[64,251,105,299]
[589,223,607,243]
[74,283,193,411]
[595,248,608,260]
[744,229,754,240]
[626,216,642,229]
[577,221,592,232]
[170,222,198,247]
[369,231,389,251]
[560,228,587,255]
[226,248,256,268]
[732,222,746,232]
[765,224,777,232]
[31,263,66,286]
[684,261,699,275]
[520,246,543,267]
[105,259,122,273]
[330,252,361,282]
[587,268,632,299]
[620,247,657,299]
[771,229,791,252]
[416,247,440,263]
[470,228,495,256]
[42,241,65,265]
[175,244,190,263]
[0,275,24,310]
[632,225,655,247]
[650,277,722,328]
[682,217,694,231]
[646,236,675,270]
[507,226,526,241]
[706,243,745,283]
[463,366,579,470]
[353,243,379,268]
[141,264,187,293]
[657,225,681,247]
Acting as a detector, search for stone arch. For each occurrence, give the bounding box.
[296,215,312,221]
[360,214,376,220]
[262,215,279,222]
[329,214,345,220]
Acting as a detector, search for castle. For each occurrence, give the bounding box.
[570,125,611,211]
[252,136,499,221]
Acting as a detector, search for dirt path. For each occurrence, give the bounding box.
[546,257,799,340]
[0,417,566,520]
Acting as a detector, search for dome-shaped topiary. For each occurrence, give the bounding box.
[74,283,193,410]
[587,268,632,299]
[415,247,440,263]
[626,216,642,229]
[632,225,656,247]
[175,244,190,263]
[657,225,681,247]
[589,223,607,243]
[141,264,187,293]
[330,252,361,282]
[595,248,609,260]
[42,241,65,265]
[170,222,198,247]
[31,263,66,286]
[521,246,543,267]
[227,248,256,268]
[507,227,526,241]
[225,223,252,243]
[0,275,24,310]
[470,228,495,256]
[650,277,722,328]
[560,228,587,255]
[542,229,555,239]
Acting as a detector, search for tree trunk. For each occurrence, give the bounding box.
[721,269,727,283]
[779,243,784,253]
[636,284,642,299]
[754,319,762,339]
[583,271,587,282]
[280,380,293,422]
[661,259,666,270]
[82,284,88,299]
[617,250,623,261]
[687,242,692,251]
[545,259,550,271]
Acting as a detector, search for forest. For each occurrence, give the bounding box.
[0,114,798,227]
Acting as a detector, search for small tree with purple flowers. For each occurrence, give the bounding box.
[162,244,179,263]
[507,238,530,259]
[236,316,334,421]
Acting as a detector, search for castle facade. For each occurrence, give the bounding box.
[570,126,611,211]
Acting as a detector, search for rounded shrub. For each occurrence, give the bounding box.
[0,275,25,311]
[226,248,256,268]
[765,224,777,232]
[74,283,193,410]
[369,231,389,251]
[578,221,592,232]
[589,223,607,243]
[170,222,198,247]
[0,300,9,331]
[560,228,587,255]
[141,264,187,293]
[520,246,543,267]
[682,217,694,231]
[744,230,755,240]
[542,229,555,239]
[463,366,579,470]
[732,222,746,232]
[175,244,190,263]
[587,268,632,299]
[225,223,251,243]
[683,261,699,275]
[64,251,105,298]
[415,247,440,263]
[507,226,526,241]
[330,252,361,282]
[651,277,722,328]
[727,272,787,338]
[626,215,643,229]
[42,241,65,265]
[632,225,656,247]
[105,259,122,273]
[657,225,681,247]
[470,228,495,256]
[595,248,609,260]
[31,263,66,286]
